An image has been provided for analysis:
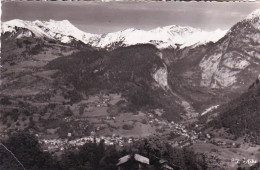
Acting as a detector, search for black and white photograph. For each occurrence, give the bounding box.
[0,1,260,169]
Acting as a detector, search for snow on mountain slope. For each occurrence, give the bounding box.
[93,26,226,49]
[2,19,53,38]
[33,20,98,44]
[2,19,98,44]
[246,8,260,30]
[2,19,227,49]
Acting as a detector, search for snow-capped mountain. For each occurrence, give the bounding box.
[165,9,260,117]
[1,19,227,49]
[91,26,226,49]
[2,19,98,44]
[245,8,260,30]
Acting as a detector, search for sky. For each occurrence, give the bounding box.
[2,1,260,34]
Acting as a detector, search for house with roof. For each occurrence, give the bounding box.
[159,159,174,170]
[117,153,149,170]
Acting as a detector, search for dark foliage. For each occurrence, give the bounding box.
[28,44,43,55]
[135,136,208,170]
[60,139,119,170]
[2,132,59,170]
[44,44,186,121]
[207,78,260,144]
[46,45,169,111]
[0,97,12,105]
[248,162,260,170]
[0,144,24,170]
[1,132,209,170]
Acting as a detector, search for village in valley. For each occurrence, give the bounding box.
[1,3,260,169]
[33,92,201,153]
[2,89,258,169]
[36,91,260,169]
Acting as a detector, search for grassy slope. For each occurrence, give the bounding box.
[206,78,260,144]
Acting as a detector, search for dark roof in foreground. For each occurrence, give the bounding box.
[117,154,150,166]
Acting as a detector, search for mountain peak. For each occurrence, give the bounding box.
[244,9,260,30]
[49,19,71,24]
[123,28,139,32]
[2,19,227,49]
[246,8,260,20]
[2,19,28,33]
[2,19,98,44]
[33,19,74,28]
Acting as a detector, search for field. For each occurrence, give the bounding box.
[191,139,260,169]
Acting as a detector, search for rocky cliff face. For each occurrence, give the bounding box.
[163,9,260,114]
[199,9,260,89]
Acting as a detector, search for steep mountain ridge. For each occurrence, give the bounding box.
[2,19,227,50]
[163,9,260,115]
[91,26,226,49]
[45,44,187,120]
[2,19,98,44]
[199,9,260,89]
